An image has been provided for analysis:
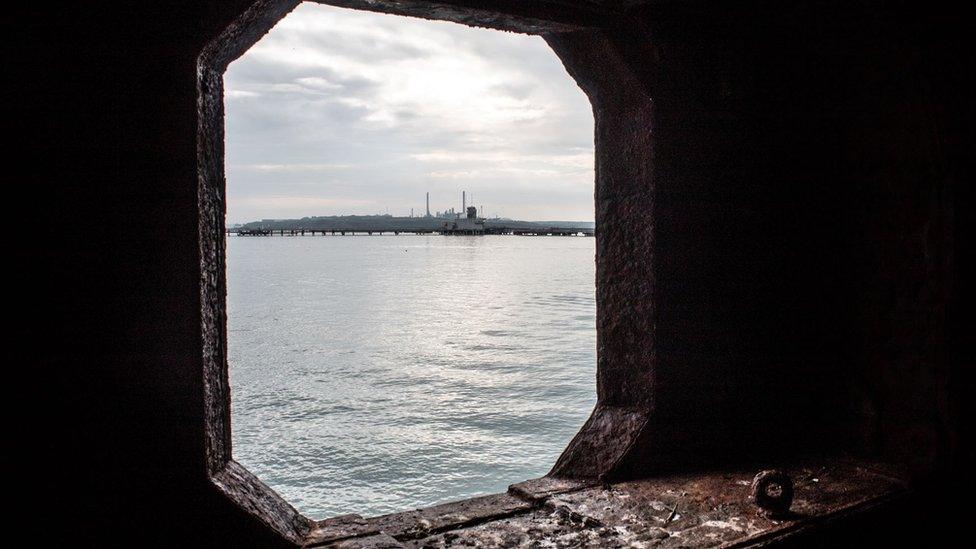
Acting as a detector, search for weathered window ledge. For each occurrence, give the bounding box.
[305,458,906,547]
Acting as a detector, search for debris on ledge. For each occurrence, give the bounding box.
[308,459,907,548]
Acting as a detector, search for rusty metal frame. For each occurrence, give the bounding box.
[196,0,646,543]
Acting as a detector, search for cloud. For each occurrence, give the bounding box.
[427,168,563,180]
[226,90,261,99]
[233,196,374,209]
[408,150,591,169]
[232,163,353,171]
[224,2,594,223]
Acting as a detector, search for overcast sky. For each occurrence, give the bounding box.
[224,2,594,224]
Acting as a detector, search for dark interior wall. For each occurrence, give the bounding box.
[550,2,972,479]
[839,3,965,475]
[621,1,975,473]
[9,1,295,545]
[7,0,971,545]
[837,4,968,475]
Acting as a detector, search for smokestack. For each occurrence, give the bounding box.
[462,191,466,212]
[426,192,430,217]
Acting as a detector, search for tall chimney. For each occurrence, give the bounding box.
[462,190,466,212]
[426,192,430,217]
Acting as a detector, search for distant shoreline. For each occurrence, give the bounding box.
[230,214,595,231]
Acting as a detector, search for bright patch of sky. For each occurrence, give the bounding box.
[224,2,594,223]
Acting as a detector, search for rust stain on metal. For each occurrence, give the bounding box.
[365,493,532,541]
[508,476,597,502]
[320,459,906,548]
[305,514,378,547]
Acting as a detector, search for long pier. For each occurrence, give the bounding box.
[229,226,594,237]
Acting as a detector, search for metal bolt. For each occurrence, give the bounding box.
[751,470,794,517]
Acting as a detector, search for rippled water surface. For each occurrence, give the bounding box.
[228,235,596,519]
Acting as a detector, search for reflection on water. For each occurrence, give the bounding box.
[228,235,596,519]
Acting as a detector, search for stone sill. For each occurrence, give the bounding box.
[305,458,907,547]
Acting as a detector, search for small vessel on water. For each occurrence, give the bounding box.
[441,206,485,235]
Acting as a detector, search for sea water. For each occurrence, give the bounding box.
[227,235,596,519]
